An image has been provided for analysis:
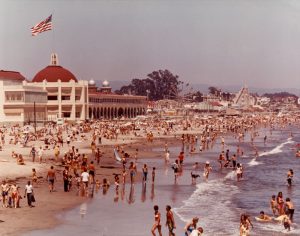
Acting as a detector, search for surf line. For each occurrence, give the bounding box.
[259,138,294,157]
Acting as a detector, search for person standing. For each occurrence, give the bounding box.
[30,146,36,162]
[203,161,212,180]
[47,166,56,192]
[172,160,179,183]
[63,166,69,192]
[129,162,137,185]
[24,181,34,208]
[166,205,176,236]
[142,164,148,182]
[81,168,90,196]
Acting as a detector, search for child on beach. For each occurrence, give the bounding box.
[32,168,38,184]
[270,195,277,216]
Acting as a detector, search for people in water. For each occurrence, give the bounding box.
[184,217,199,236]
[258,211,272,221]
[287,169,293,187]
[203,161,212,180]
[270,195,277,216]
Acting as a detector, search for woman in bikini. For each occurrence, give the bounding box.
[151,205,162,236]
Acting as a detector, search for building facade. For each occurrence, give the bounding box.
[0,70,47,124]
[1,54,147,123]
[29,54,89,121]
[88,80,146,119]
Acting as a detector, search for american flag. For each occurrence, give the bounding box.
[31,15,52,36]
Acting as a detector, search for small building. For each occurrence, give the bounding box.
[0,70,47,124]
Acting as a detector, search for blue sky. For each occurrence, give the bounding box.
[1,0,300,89]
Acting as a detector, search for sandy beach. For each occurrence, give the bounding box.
[0,126,183,236]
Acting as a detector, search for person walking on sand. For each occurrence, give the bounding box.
[151,205,162,236]
[81,168,90,196]
[37,146,43,164]
[172,160,179,183]
[63,166,69,192]
[46,166,56,192]
[24,181,34,208]
[166,205,176,236]
[1,180,9,208]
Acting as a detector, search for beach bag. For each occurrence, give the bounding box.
[31,194,36,203]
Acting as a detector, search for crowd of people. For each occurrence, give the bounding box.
[0,113,299,235]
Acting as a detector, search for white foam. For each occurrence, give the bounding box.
[258,222,300,235]
[224,171,236,180]
[174,180,240,235]
[259,139,294,157]
[248,158,261,166]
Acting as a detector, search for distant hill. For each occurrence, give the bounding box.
[95,80,300,96]
[190,83,300,96]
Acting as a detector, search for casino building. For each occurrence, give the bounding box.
[0,53,147,123]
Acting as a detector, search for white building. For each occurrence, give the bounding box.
[29,53,89,121]
[0,70,47,124]
[233,86,256,108]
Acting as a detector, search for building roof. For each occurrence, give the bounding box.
[0,70,26,81]
[32,65,78,83]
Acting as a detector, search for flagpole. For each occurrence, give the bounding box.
[52,11,55,53]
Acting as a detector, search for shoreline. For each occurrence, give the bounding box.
[0,134,183,236]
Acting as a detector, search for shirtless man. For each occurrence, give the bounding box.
[46,166,56,192]
[151,205,162,236]
[285,198,294,222]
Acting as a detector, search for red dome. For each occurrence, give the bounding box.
[0,70,25,81]
[32,65,77,83]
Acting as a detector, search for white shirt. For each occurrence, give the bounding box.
[190,229,201,236]
[81,172,89,182]
[25,184,33,193]
[38,148,43,157]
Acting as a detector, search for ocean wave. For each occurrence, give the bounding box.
[259,138,294,157]
[248,158,261,166]
[174,180,240,235]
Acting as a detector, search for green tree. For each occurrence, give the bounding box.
[116,69,182,101]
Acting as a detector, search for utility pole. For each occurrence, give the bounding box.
[34,101,36,134]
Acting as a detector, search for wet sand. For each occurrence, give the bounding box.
[0,132,182,236]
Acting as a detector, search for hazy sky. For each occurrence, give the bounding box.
[1,0,300,89]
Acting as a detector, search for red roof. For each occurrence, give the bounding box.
[0,70,26,81]
[32,65,77,83]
